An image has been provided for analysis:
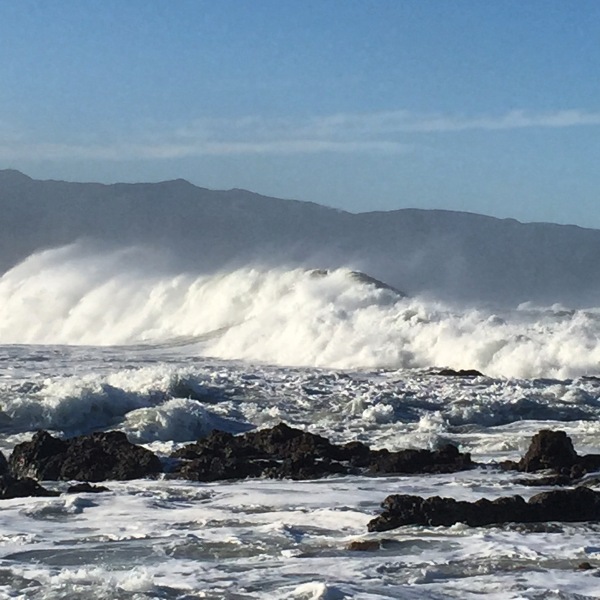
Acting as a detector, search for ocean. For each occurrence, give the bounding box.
[1,245,600,598]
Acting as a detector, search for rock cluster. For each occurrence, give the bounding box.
[368,429,600,532]
[3,423,600,531]
[0,447,57,499]
[0,423,473,498]
[0,472,58,500]
[436,369,484,378]
[9,430,162,482]
[504,429,600,484]
[368,486,600,532]
[170,422,472,481]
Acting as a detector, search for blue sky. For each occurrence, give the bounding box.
[1,0,599,226]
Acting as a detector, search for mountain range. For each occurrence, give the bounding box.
[1,169,598,306]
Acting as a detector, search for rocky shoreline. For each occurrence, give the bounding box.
[2,425,600,532]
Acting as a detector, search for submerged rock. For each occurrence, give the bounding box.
[9,430,162,482]
[0,473,59,499]
[368,444,472,475]
[0,450,57,499]
[346,540,380,551]
[0,450,8,476]
[368,486,600,532]
[436,368,484,378]
[171,422,473,482]
[66,482,110,494]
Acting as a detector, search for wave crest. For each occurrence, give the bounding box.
[1,244,599,378]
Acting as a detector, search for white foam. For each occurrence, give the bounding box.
[2,244,600,378]
[123,397,250,443]
[1,342,600,599]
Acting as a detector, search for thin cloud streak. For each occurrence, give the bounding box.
[0,139,409,161]
[2,109,599,161]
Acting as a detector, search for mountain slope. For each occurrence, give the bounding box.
[1,169,598,306]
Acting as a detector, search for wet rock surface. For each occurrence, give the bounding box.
[436,369,485,378]
[0,473,58,499]
[66,482,110,494]
[369,430,600,532]
[9,430,162,482]
[171,422,473,481]
[368,486,600,532]
[7,425,595,493]
[0,450,57,499]
[504,429,600,484]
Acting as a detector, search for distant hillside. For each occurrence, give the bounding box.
[1,169,599,306]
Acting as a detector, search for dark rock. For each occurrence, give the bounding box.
[0,451,8,476]
[527,486,600,522]
[275,455,347,481]
[172,430,237,461]
[309,269,406,297]
[347,540,380,551]
[347,271,406,297]
[10,430,162,482]
[518,430,578,472]
[368,443,473,475]
[0,447,58,499]
[244,422,334,458]
[368,486,600,532]
[511,430,600,485]
[66,482,110,494]
[172,424,346,481]
[0,474,58,499]
[577,453,600,473]
[515,474,574,487]
[499,459,519,471]
[171,422,473,482]
[578,561,594,570]
[177,455,275,482]
[337,441,372,467]
[436,369,484,378]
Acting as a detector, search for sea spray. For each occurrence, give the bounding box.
[1,244,600,378]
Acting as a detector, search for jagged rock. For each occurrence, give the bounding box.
[0,449,58,499]
[368,444,473,475]
[172,424,341,481]
[0,451,8,476]
[505,430,600,486]
[264,455,347,480]
[515,474,574,487]
[171,422,472,482]
[518,430,578,472]
[308,269,406,297]
[177,454,276,482]
[527,487,600,521]
[9,430,162,482]
[436,369,484,378]
[367,486,600,532]
[66,482,110,494]
[0,474,58,499]
[243,422,338,459]
[347,540,380,551]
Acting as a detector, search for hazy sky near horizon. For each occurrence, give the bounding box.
[1,0,599,226]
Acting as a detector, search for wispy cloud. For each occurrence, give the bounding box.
[2,109,599,161]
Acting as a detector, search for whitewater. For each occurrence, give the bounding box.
[2,242,600,598]
[1,243,600,379]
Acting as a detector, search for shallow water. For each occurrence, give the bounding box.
[0,345,599,598]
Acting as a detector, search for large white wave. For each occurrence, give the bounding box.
[1,244,599,378]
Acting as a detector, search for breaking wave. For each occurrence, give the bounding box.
[1,243,600,378]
